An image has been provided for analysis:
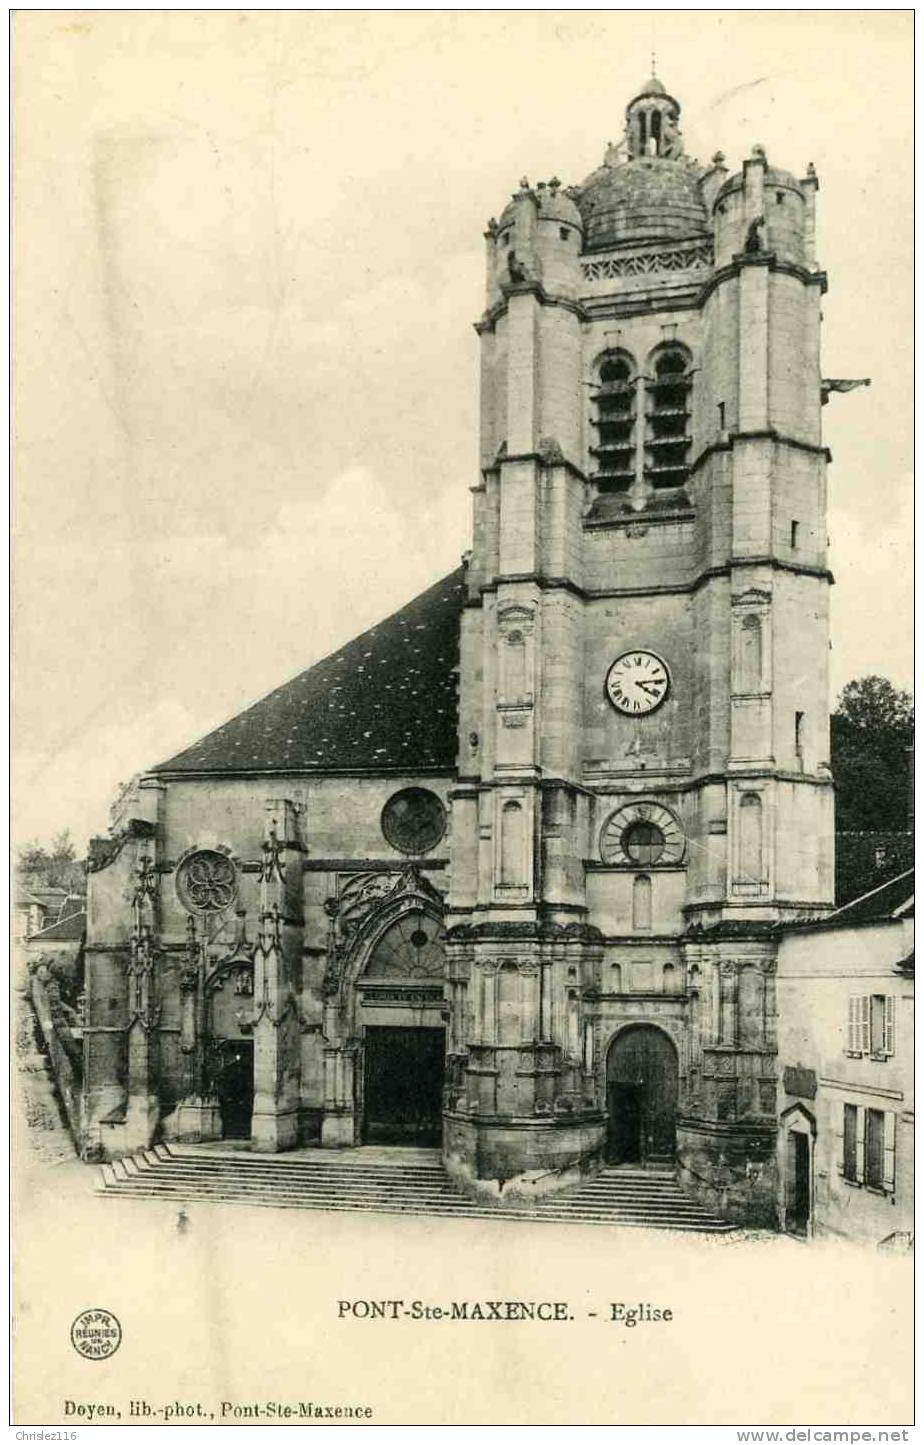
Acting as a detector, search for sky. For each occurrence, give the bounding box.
[13,10,913,851]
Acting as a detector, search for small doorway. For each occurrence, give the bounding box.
[785,1130,811,1237]
[214,1039,254,1140]
[363,1026,445,1146]
[606,1025,679,1165]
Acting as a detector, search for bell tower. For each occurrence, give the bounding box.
[445,77,834,1222]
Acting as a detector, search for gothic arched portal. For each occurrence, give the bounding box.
[605,1025,679,1165]
[359,908,447,1147]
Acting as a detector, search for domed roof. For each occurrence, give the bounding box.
[637,74,667,98]
[714,161,801,208]
[498,181,583,232]
[575,155,708,252]
[536,183,583,229]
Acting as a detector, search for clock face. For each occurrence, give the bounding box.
[381,787,447,855]
[605,650,670,716]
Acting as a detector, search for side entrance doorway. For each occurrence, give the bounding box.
[606,1025,678,1165]
[212,1038,254,1140]
[363,1026,445,1146]
[781,1107,815,1237]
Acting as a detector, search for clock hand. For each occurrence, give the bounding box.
[636,680,661,697]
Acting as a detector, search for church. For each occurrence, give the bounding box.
[82,76,835,1226]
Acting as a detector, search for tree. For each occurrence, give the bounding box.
[50,830,76,864]
[16,830,83,889]
[831,675,913,835]
[17,842,50,875]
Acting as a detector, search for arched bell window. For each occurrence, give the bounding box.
[590,351,636,494]
[646,346,692,490]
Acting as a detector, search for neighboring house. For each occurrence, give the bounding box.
[23,906,87,971]
[14,886,70,942]
[777,871,913,1245]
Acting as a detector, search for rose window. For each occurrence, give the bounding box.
[176,849,238,915]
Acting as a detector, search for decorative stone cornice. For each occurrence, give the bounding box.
[581,241,713,283]
[689,428,832,476]
[475,283,587,335]
[445,920,604,944]
[699,252,827,302]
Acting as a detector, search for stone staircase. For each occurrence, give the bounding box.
[96,1143,733,1232]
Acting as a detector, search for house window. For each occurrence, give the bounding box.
[843,1104,858,1181]
[842,1104,896,1192]
[790,520,799,548]
[848,993,894,1057]
[865,1108,885,1188]
[870,993,894,1057]
[794,710,805,759]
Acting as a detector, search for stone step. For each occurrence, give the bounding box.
[95,1185,729,1230]
[136,1157,684,1189]
[110,1170,702,1210]
[96,1180,727,1229]
[95,1146,732,1231]
[98,1177,715,1220]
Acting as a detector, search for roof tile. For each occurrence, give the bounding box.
[154,568,466,775]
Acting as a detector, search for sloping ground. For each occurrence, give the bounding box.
[12,984,79,1168]
[96,1143,733,1232]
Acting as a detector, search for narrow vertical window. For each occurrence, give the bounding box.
[632,874,652,932]
[718,400,726,430]
[500,800,526,887]
[795,710,805,759]
[646,347,692,490]
[737,792,763,885]
[497,962,521,1044]
[741,615,762,692]
[503,632,526,702]
[591,353,636,494]
[790,520,799,548]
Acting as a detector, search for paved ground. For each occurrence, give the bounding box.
[11,996,913,1425]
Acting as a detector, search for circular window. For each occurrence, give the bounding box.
[175,848,238,915]
[622,821,666,866]
[381,787,447,856]
[600,801,685,867]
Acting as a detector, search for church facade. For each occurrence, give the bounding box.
[82,77,834,1225]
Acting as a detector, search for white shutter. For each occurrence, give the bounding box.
[847,996,857,1053]
[884,995,895,1056]
[860,996,871,1055]
[855,1105,866,1184]
[883,1112,896,1192]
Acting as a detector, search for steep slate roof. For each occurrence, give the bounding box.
[154,569,466,776]
[826,869,915,926]
[28,909,86,942]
